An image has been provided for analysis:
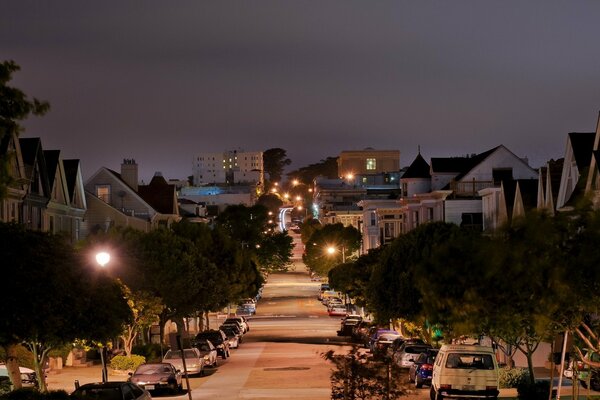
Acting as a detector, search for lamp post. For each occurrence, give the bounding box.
[95,251,110,383]
[327,245,346,263]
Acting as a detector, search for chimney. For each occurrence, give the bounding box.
[121,158,139,191]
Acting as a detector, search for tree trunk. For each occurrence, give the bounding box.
[205,311,210,331]
[4,344,22,390]
[29,342,49,392]
[526,350,536,383]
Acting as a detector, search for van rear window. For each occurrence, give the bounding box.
[445,353,494,370]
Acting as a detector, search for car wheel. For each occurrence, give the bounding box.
[415,377,423,389]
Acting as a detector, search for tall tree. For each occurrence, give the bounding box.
[263,148,291,183]
[303,223,361,276]
[286,156,339,183]
[0,61,49,199]
[0,223,130,391]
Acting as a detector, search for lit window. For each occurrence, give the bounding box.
[96,185,111,203]
[366,158,376,170]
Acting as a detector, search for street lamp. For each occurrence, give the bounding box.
[96,252,110,267]
[326,245,346,263]
[94,251,111,382]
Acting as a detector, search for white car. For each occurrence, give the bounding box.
[0,364,37,388]
[162,348,204,376]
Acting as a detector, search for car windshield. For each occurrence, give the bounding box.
[405,346,431,354]
[445,353,495,370]
[198,344,211,351]
[72,387,122,400]
[135,364,171,374]
[164,350,196,359]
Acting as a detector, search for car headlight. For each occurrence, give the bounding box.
[203,356,210,360]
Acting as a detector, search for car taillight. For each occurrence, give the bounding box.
[421,364,433,371]
[486,386,497,391]
[440,384,452,390]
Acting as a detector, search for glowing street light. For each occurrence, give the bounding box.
[292,179,300,186]
[326,245,346,263]
[95,252,111,267]
[295,195,302,201]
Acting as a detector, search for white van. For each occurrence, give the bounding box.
[430,344,499,400]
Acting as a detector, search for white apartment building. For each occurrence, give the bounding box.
[193,150,264,187]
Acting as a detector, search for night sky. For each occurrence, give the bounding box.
[2,1,600,182]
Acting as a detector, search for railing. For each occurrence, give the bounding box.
[450,179,495,196]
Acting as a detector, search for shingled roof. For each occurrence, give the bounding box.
[137,174,178,214]
[430,146,500,179]
[63,159,80,202]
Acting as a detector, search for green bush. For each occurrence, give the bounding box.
[517,380,554,400]
[0,389,70,400]
[109,355,145,371]
[131,344,163,363]
[499,367,529,388]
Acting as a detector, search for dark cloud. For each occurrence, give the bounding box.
[1,1,600,181]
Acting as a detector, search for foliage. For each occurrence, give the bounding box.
[131,344,163,363]
[256,193,283,215]
[516,380,552,400]
[255,231,293,272]
[263,148,291,183]
[498,367,529,388]
[322,346,406,399]
[299,217,321,245]
[0,223,131,391]
[368,222,457,324]
[303,223,361,276]
[119,284,163,356]
[0,60,50,200]
[328,248,383,307]
[109,355,145,371]
[0,389,69,400]
[0,346,33,369]
[286,156,339,182]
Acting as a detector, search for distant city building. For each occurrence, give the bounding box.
[337,149,400,177]
[192,149,263,187]
[179,185,255,213]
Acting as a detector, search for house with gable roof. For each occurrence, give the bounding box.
[584,112,600,207]
[0,132,27,223]
[397,145,538,234]
[19,137,51,231]
[82,159,181,237]
[556,131,596,210]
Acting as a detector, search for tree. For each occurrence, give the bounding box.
[119,283,163,356]
[0,223,130,391]
[0,61,49,199]
[256,193,283,215]
[255,231,294,273]
[263,148,291,183]
[303,223,361,276]
[286,156,339,183]
[329,248,383,308]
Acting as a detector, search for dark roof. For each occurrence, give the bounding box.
[43,150,60,188]
[516,179,538,211]
[402,153,431,179]
[19,137,42,166]
[137,174,177,214]
[540,158,564,206]
[431,146,500,178]
[568,132,595,170]
[63,159,80,200]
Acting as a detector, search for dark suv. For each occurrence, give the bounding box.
[194,329,230,359]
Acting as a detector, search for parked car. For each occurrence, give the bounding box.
[352,321,373,344]
[564,350,600,390]
[162,348,204,376]
[338,318,361,337]
[194,329,231,359]
[430,344,499,400]
[393,343,433,368]
[0,364,38,388]
[239,300,256,315]
[129,362,182,394]
[368,328,400,352]
[71,382,151,400]
[387,337,426,359]
[328,305,348,317]
[408,348,439,388]
[225,316,249,332]
[221,320,245,335]
[373,333,402,359]
[221,326,242,348]
[195,339,218,368]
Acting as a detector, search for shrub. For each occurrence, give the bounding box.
[0,389,70,400]
[517,380,554,400]
[109,355,145,371]
[499,367,529,388]
[131,344,163,363]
